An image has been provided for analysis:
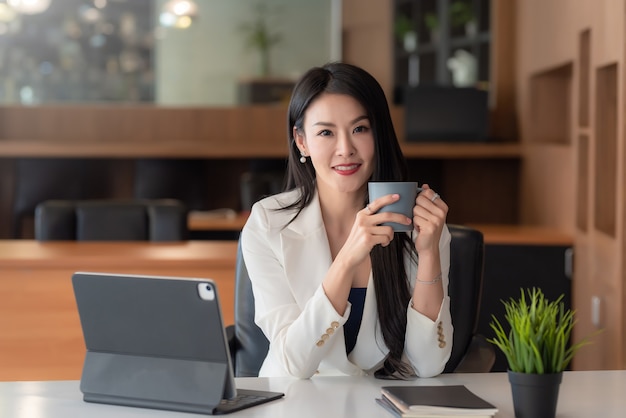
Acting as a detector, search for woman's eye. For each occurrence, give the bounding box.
[354,125,369,133]
[317,129,332,136]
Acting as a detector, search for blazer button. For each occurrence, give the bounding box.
[316,340,325,347]
[331,321,340,329]
[321,333,329,341]
[439,341,446,348]
[326,328,335,335]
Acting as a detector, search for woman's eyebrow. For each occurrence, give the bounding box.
[312,121,335,127]
[312,115,368,127]
[350,115,369,125]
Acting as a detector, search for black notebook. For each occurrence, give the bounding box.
[378,385,498,417]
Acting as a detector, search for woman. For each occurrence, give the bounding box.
[241,62,452,379]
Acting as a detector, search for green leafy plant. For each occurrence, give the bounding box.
[488,288,592,374]
[424,12,438,31]
[424,2,474,32]
[238,3,283,77]
[394,14,414,42]
[450,1,474,28]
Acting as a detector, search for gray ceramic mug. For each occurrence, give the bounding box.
[368,181,422,232]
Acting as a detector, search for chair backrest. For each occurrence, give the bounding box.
[34,199,188,241]
[443,224,485,372]
[233,239,270,377]
[133,159,211,211]
[232,224,485,376]
[12,158,115,238]
[239,171,284,212]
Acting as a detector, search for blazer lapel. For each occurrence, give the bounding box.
[279,192,332,306]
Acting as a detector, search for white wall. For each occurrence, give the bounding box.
[155,0,334,106]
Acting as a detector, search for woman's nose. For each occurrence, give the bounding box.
[336,134,356,156]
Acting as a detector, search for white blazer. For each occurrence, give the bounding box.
[241,189,453,378]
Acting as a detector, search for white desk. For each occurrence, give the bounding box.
[1,371,624,417]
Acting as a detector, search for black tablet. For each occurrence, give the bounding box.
[72,272,283,415]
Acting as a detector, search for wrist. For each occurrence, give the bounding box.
[416,248,440,263]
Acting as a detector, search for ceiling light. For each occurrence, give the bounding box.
[0,4,17,22]
[160,0,198,29]
[7,0,51,15]
[163,0,198,17]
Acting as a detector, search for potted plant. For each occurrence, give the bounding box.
[450,1,476,37]
[488,288,593,418]
[238,3,283,77]
[394,13,417,53]
[424,1,476,43]
[423,12,439,44]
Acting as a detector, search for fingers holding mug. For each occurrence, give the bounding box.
[417,184,448,215]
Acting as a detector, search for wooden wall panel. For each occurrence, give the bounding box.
[529,63,573,144]
[594,63,618,237]
[579,29,591,128]
[577,135,589,232]
[520,144,575,230]
[341,0,393,100]
[489,0,518,142]
[0,106,290,155]
[517,0,625,370]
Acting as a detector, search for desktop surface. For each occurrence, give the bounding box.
[1,371,625,417]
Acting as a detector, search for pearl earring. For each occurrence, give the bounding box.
[300,152,307,163]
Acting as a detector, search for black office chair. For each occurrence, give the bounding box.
[133,159,211,211]
[239,171,284,212]
[11,158,115,238]
[227,224,495,377]
[444,224,495,373]
[34,199,188,241]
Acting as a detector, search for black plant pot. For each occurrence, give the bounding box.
[508,370,563,418]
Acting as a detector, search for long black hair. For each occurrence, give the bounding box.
[281,62,416,377]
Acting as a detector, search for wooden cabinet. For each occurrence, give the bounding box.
[516,0,626,370]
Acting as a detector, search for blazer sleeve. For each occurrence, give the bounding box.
[241,201,350,378]
[404,225,453,377]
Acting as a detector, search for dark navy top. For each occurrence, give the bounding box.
[344,287,367,354]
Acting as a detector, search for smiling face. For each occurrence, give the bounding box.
[294,93,375,199]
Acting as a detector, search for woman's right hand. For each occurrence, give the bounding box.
[336,193,412,267]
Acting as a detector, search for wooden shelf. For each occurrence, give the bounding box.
[468,224,573,246]
[0,105,523,238]
[0,104,521,159]
[0,139,521,159]
[188,212,249,231]
[529,63,573,144]
[400,142,521,159]
[0,140,289,158]
[594,63,618,237]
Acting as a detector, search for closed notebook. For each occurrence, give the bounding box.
[379,385,498,417]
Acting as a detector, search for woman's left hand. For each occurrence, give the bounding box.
[413,184,448,254]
